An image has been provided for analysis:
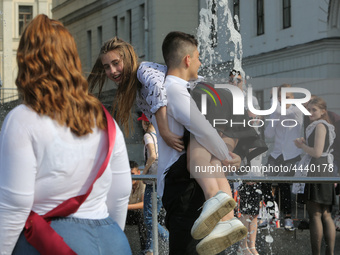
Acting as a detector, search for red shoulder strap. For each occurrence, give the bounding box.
[24,105,116,255]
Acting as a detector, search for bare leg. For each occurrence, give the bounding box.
[188,137,236,223]
[321,204,335,255]
[247,215,259,255]
[187,136,247,254]
[237,214,253,255]
[212,158,234,221]
[188,137,231,201]
[187,139,220,200]
[307,201,323,255]
[219,135,239,221]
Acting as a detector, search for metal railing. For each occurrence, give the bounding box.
[224,175,340,183]
[0,88,19,104]
[131,174,340,255]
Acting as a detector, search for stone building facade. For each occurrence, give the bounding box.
[0,0,52,103]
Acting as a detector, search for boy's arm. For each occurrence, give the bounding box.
[168,83,233,161]
[223,152,241,168]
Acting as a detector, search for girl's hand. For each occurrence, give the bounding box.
[294,137,305,148]
[162,131,184,152]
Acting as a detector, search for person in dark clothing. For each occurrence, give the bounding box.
[295,96,336,255]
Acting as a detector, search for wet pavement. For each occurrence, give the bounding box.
[125,215,340,255]
[125,205,340,255]
[224,223,340,255]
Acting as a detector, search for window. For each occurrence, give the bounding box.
[113,16,118,37]
[256,0,264,35]
[119,17,125,40]
[210,0,217,47]
[233,0,240,31]
[254,89,264,138]
[19,5,33,36]
[97,26,102,48]
[127,10,132,43]
[254,90,264,111]
[87,30,92,70]
[283,0,291,29]
[139,4,145,57]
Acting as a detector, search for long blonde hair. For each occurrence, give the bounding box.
[88,37,140,136]
[16,14,106,136]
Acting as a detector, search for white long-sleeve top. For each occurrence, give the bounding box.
[264,103,303,160]
[156,75,232,196]
[0,105,131,254]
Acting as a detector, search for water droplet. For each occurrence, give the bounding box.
[265,235,274,243]
[267,201,274,207]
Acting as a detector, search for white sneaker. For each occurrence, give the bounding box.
[191,191,236,240]
[196,217,248,255]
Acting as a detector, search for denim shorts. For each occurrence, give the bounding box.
[12,217,131,255]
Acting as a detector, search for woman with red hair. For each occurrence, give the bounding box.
[0,14,132,254]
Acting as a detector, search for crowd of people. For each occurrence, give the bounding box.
[0,14,339,255]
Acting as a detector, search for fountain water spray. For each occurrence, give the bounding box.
[197,0,245,83]
[196,2,280,254]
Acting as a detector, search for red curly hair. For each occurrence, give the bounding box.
[16,14,106,136]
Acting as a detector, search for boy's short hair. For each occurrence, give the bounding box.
[162,31,198,68]
[278,83,292,95]
[279,83,292,89]
[129,160,138,169]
